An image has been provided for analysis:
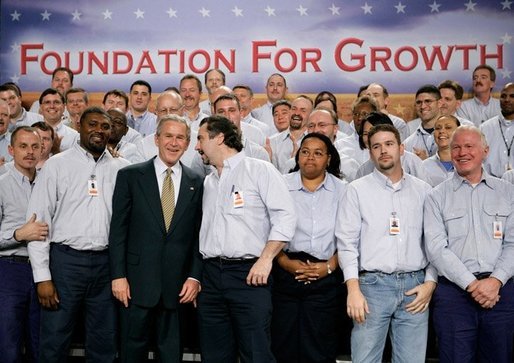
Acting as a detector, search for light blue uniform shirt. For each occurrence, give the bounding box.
[0,166,36,256]
[26,142,130,282]
[422,153,454,187]
[457,96,501,127]
[403,125,436,157]
[0,131,12,163]
[127,110,157,137]
[337,168,436,281]
[269,129,306,173]
[284,171,346,260]
[199,151,296,259]
[480,115,514,178]
[424,171,514,289]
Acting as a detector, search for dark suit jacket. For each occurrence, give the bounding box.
[109,158,203,309]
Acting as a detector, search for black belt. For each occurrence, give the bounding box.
[0,255,30,264]
[205,257,258,265]
[52,243,108,255]
[473,272,492,280]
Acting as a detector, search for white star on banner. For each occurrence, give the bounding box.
[134,8,145,19]
[429,1,441,12]
[501,68,512,79]
[395,2,406,13]
[71,10,82,21]
[231,6,243,17]
[102,9,113,20]
[501,33,512,44]
[264,6,276,16]
[361,2,373,14]
[501,0,512,10]
[167,8,177,18]
[10,74,20,83]
[297,5,308,16]
[199,7,210,17]
[41,10,51,21]
[264,5,275,16]
[329,4,340,15]
[10,42,20,53]
[10,10,21,21]
[464,0,477,11]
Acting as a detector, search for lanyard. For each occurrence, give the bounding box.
[498,119,514,158]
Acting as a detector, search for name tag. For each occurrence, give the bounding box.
[493,220,503,239]
[390,213,400,235]
[88,178,98,197]
[233,191,244,209]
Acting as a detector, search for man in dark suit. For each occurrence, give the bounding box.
[109,114,203,363]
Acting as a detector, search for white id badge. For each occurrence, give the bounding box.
[88,178,98,196]
[389,215,400,235]
[232,191,244,209]
[493,220,503,239]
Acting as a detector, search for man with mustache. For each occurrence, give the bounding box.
[26,107,130,362]
[0,126,47,362]
[269,95,312,173]
[179,74,209,130]
[457,64,501,126]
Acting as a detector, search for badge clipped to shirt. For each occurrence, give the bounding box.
[493,218,503,240]
[232,190,244,209]
[389,212,400,235]
[88,176,98,197]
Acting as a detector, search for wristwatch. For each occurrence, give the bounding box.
[327,263,333,275]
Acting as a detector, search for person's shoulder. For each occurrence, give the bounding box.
[181,162,204,183]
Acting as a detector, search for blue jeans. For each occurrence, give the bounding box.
[351,270,428,363]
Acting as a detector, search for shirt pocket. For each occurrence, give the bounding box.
[483,203,510,235]
[443,207,467,240]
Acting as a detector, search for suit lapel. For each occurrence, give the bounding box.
[167,164,197,235]
[138,158,167,233]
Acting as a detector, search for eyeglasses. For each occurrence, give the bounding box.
[299,148,327,159]
[352,111,370,118]
[415,99,437,107]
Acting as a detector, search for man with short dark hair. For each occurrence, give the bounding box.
[404,85,442,160]
[127,80,157,137]
[32,121,56,168]
[0,101,12,165]
[0,83,43,131]
[0,126,47,362]
[424,125,514,363]
[39,88,79,151]
[338,123,436,363]
[457,64,501,126]
[27,106,130,362]
[272,100,292,134]
[195,115,296,363]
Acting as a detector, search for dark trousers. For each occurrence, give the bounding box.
[0,258,40,363]
[39,244,116,363]
[271,253,344,363]
[119,301,181,363]
[197,259,274,363]
[433,276,514,363]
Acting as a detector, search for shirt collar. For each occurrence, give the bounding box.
[372,167,406,190]
[154,155,182,178]
[223,151,245,171]
[472,96,493,107]
[452,168,494,191]
[289,170,334,192]
[8,163,36,186]
[74,142,112,163]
